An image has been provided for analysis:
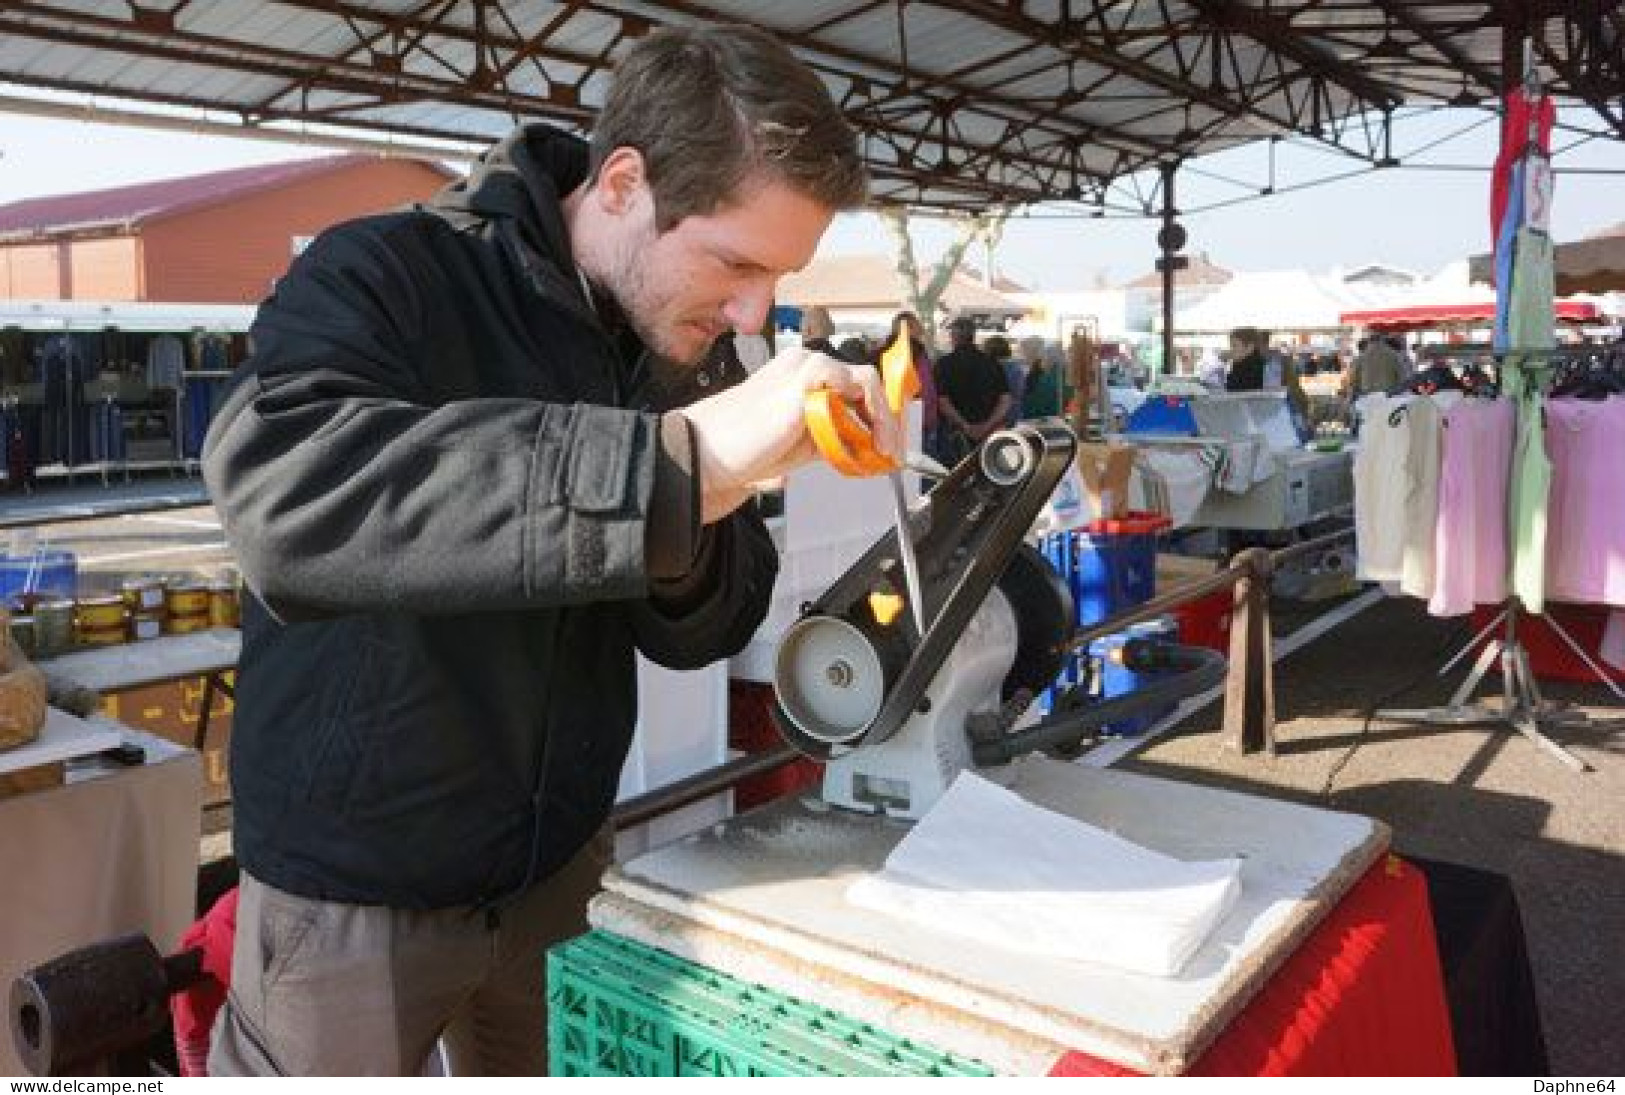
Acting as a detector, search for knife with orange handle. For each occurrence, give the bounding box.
[804,335,929,636]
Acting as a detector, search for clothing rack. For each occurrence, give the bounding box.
[1372,63,1620,770]
[1374,380,1623,771]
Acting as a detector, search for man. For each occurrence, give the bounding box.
[934,317,1012,462]
[1224,326,1267,391]
[1016,337,1061,420]
[202,23,887,1076]
[1349,332,1404,398]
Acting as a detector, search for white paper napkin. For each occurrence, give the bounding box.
[847,772,1242,977]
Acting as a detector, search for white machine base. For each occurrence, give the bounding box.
[820,592,1017,819]
[598,756,1388,1075]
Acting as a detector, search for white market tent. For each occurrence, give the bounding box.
[1338,261,1617,333]
[1174,269,1397,338]
[776,254,1028,333]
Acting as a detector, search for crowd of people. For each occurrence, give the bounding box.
[794,307,1535,453]
[795,306,1100,464]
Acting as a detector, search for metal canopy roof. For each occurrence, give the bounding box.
[0,1,1621,212]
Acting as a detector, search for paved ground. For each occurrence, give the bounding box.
[1118,594,1625,1076]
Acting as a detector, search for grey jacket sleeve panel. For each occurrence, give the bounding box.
[201,226,669,617]
[629,506,780,671]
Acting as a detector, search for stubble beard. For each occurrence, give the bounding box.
[601,228,708,369]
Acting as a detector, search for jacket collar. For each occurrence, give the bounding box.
[428,124,658,402]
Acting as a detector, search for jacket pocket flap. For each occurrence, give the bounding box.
[563,406,638,514]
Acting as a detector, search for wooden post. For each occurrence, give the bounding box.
[1223,547,1276,754]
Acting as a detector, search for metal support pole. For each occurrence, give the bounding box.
[1223,547,1276,754]
[1159,163,1178,383]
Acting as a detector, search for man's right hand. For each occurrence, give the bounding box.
[678,345,902,524]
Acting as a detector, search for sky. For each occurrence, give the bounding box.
[3,100,1623,291]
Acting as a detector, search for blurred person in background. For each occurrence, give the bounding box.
[837,334,871,364]
[983,333,1024,427]
[1224,326,1267,391]
[1348,332,1404,399]
[800,304,840,358]
[883,310,940,461]
[1018,337,1062,420]
[936,316,1011,462]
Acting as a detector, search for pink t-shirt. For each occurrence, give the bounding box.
[1546,397,1625,607]
[1429,398,1513,617]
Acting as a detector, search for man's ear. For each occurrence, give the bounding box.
[595,147,649,217]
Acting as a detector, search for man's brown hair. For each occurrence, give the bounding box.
[593,23,868,230]
[1229,326,1265,353]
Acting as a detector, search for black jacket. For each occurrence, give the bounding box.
[203,125,778,909]
[1226,351,1266,392]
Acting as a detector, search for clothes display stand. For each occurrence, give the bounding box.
[1373,52,1621,773]
[1375,597,1622,772]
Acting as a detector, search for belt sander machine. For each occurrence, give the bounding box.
[772,422,1225,820]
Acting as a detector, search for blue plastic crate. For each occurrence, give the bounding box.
[1038,515,1168,713]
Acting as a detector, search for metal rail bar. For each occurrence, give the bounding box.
[611,744,801,831]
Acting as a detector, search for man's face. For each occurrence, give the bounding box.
[602,171,835,366]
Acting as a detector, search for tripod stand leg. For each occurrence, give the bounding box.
[1512,645,1550,716]
[1377,641,1504,725]
[1510,710,1591,771]
[1448,639,1503,710]
[1439,606,1510,678]
[1506,644,1592,771]
[1501,643,1519,717]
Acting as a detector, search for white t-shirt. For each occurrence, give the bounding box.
[1353,393,1411,582]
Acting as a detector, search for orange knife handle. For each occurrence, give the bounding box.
[804,389,896,477]
[878,334,922,415]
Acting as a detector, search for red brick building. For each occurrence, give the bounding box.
[0,155,454,303]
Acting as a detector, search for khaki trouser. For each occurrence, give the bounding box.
[209,829,612,1077]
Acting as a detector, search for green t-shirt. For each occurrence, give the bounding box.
[1021,365,1066,419]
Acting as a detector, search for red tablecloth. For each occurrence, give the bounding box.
[1050,855,1457,1076]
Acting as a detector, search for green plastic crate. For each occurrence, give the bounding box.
[547,930,994,1077]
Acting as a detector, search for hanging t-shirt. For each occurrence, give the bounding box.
[1507,226,1556,356]
[1430,398,1513,618]
[1399,394,1449,600]
[1353,393,1410,583]
[1545,397,1625,607]
[1507,383,1552,614]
